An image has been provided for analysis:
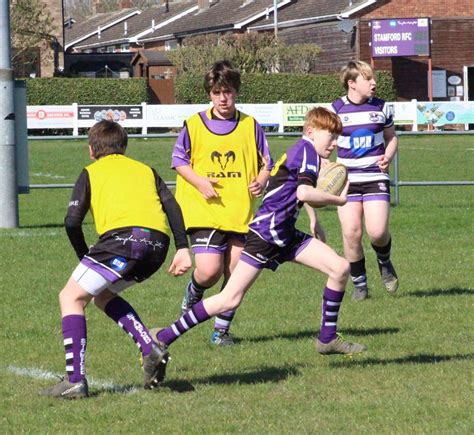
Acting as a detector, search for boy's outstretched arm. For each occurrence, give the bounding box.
[297,180,349,208]
[64,169,90,259]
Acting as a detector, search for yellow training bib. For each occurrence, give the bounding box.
[175,110,259,233]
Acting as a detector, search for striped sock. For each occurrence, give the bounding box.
[319,287,344,344]
[214,281,236,332]
[62,314,87,383]
[104,297,153,357]
[214,310,236,332]
[187,271,209,299]
[350,258,368,290]
[157,301,211,346]
[372,239,392,265]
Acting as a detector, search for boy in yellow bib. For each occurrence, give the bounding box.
[42,121,191,398]
[172,60,274,345]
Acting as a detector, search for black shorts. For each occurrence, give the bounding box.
[188,228,246,255]
[85,228,170,283]
[240,230,312,271]
[347,180,390,202]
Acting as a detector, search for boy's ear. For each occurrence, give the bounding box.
[88,144,95,160]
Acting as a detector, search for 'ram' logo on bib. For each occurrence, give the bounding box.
[211,151,236,170]
[207,150,241,178]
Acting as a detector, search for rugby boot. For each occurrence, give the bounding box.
[378,260,399,294]
[210,329,235,346]
[142,336,169,389]
[41,377,89,399]
[352,286,369,301]
[316,334,367,355]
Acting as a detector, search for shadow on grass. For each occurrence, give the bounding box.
[90,383,141,397]
[340,327,400,336]
[329,353,474,368]
[404,287,473,298]
[161,365,301,392]
[91,365,302,395]
[20,223,65,229]
[241,327,399,344]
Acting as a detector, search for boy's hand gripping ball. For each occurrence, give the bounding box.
[316,162,348,196]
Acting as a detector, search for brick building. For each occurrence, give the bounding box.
[358,0,474,101]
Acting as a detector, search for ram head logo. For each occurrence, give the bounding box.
[211,151,236,170]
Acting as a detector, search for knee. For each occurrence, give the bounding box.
[330,257,350,282]
[368,228,389,245]
[59,282,89,311]
[195,264,223,286]
[342,226,363,246]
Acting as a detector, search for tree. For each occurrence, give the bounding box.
[10,0,55,76]
[168,33,321,75]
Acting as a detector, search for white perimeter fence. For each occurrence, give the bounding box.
[26,100,474,134]
[19,101,474,205]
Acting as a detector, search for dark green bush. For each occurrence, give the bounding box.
[26,78,149,105]
[176,71,396,103]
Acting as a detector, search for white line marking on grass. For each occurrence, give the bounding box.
[5,365,139,395]
[0,231,60,237]
[32,172,66,179]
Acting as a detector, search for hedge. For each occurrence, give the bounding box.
[26,78,149,105]
[176,71,397,103]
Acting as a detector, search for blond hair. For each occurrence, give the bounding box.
[340,60,374,90]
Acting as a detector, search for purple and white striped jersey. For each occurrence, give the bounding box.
[331,96,394,183]
[248,137,320,247]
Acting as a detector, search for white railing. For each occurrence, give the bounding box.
[26,100,474,134]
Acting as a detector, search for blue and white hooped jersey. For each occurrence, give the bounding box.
[331,96,394,183]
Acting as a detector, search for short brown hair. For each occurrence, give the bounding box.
[340,60,374,90]
[304,107,342,135]
[88,120,128,159]
[204,60,241,94]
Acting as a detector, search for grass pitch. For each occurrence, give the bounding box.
[1,135,473,433]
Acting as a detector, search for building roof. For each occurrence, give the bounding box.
[72,1,197,50]
[248,0,377,31]
[137,0,294,43]
[65,8,140,49]
[66,0,381,50]
[131,49,173,66]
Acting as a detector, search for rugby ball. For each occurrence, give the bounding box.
[316,162,348,196]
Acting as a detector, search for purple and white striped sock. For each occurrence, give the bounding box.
[319,287,344,344]
[157,301,211,346]
[62,314,87,383]
[214,310,236,332]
